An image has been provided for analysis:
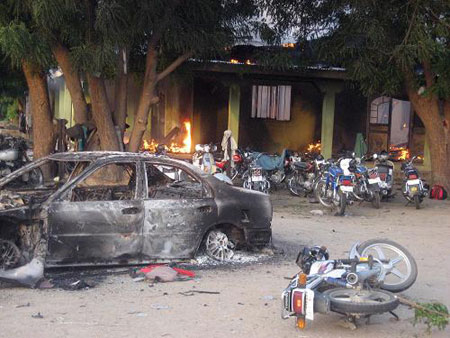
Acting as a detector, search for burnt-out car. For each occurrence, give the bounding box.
[0,152,272,285]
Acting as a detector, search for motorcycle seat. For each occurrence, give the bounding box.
[294,161,308,169]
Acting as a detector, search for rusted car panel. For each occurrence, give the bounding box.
[0,152,272,284]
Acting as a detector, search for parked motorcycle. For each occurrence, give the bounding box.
[244,149,294,191]
[315,156,357,215]
[353,157,381,209]
[215,148,248,181]
[0,135,30,178]
[401,155,428,209]
[287,154,325,197]
[281,239,417,329]
[242,160,270,193]
[373,151,395,198]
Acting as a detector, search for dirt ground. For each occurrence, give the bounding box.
[1,192,449,338]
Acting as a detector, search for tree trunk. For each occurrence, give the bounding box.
[52,43,88,124]
[406,86,450,192]
[86,74,120,151]
[22,61,55,160]
[113,48,128,138]
[127,48,158,152]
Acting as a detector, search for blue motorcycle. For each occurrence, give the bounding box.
[315,157,357,215]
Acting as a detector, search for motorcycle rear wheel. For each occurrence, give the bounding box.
[414,195,421,209]
[324,288,399,315]
[371,191,381,209]
[357,239,418,292]
[336,191,346,216]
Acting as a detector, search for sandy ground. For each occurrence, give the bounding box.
[1,192,449,338]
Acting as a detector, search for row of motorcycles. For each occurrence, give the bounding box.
[192,144,428,214]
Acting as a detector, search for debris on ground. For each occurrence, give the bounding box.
[31,312,44,319]
[179,290,220,296]
[310,209,324,216]
[131,264,195,283]
[150,304,170,310]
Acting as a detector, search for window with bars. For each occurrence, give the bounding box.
[251,85,292,121]
[370,96,391,125]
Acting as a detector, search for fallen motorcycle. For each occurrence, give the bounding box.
[281,239,418,330]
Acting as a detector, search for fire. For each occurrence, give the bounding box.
[389,145,410,161]
[305,141,321,153]
[142,121,192,153]
[230,59,239,64]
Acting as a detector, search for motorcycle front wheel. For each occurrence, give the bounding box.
[315,181,333,208]
[324,288,399,315]
[287,174,305,197]
[357,239,418,292]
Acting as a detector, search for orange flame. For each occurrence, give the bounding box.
[142,121,192,153]
[389,146,410,161]
[305,141,321,153]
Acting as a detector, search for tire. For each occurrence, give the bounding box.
[371,191,381,209]
[287,174,305,196]
[414,195,420,209]
[204,230,234,261]
[336,191,346,216]
[315,181,333,208]
[324,288,399,315]
[357,239,418,292]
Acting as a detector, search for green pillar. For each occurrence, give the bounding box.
[318,82,342,159]
[320,90,336,159]
[57,82,73,127]
[228,84,240,144]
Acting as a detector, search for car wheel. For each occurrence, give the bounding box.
[205,230,234,261]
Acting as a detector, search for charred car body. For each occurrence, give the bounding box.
[0,152,272,286]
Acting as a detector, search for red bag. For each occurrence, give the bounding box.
[429,185,448,200]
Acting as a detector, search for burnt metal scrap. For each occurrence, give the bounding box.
[0,151,273,287]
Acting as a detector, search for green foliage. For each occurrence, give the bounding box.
[0,0,54,69]
[260,0,450,99]
[414,302,449,332]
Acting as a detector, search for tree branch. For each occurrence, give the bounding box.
[156,51,193,83]
[422,60,434,88]
[148,0,179,49]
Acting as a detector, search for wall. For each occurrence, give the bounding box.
[239,81,321,153]
[193,77,228,145]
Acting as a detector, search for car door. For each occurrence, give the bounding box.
[141,162,217,260]
[46,160,144,266]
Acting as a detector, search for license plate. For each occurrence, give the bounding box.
[305,289,315,320]
[407,179,420,185]
[251,168,263,181]
[368,177,381,184]
[251,175,263,182]
[340,186,353,192]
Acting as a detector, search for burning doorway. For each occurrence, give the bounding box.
[368,96,421,161]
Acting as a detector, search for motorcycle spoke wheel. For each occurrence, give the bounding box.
[324,288,399,315]
[205,230,234,261]
[358,239,418,292]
